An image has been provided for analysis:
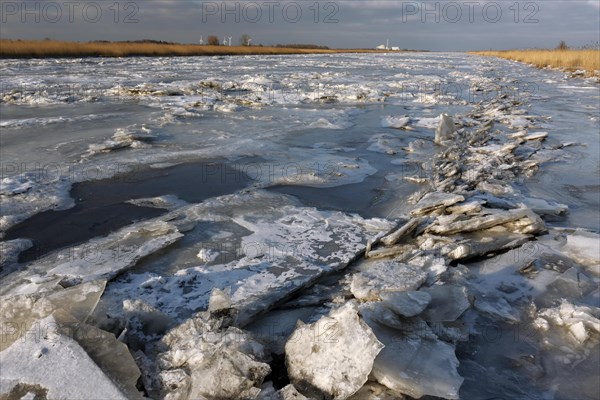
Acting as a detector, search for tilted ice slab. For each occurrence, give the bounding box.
[367,134,405,155]
[420,285,470,323]
[362,315,464,400]
[410,192,465,217]
[0,218,185,313]
[379,291,432,318]
[0,281,144,398]
[86,124,157,155]
[101,190,395,326]
[426,208,545,236]
[0,315,128,400]
[50,222,182,283]
[0,280,106,351]
[350,261,428,301]
[560,230,600,275]
[381,115,411,129]
[285,302,384,400]
[5,220,183,287]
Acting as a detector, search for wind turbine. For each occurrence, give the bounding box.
[228,37,232,46]
[199,35,204,45]
[247,38,252,46]
[223,37,228,46]
[386,39,389,50]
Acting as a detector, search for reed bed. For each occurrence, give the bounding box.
[0,39,389,58]
[473,49,600,77]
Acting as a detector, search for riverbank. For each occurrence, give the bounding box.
[0,39,392,59]
[473,49,600,77]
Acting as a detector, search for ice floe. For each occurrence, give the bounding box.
[285,302,383,399]
[381,115,411,129]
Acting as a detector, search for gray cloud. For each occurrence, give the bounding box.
[0,0,598,50]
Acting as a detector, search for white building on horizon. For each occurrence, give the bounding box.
[376,39,399,50]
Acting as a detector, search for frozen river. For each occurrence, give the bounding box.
[1,53,599,399]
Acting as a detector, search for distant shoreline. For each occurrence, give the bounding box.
[0,39,417,59]
[473,49,600,78]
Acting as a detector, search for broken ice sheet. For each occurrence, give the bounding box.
[367,133,405,155]
[0,174,74,234]
[98,190,395,326]
[253,150,378,189]
[126,194,188,210]
[162,331,270,399]
[541,267,597,308]
[520,197,568,218]
[469,235,599,308]
[359,301,407,331]
[158,312,271,400]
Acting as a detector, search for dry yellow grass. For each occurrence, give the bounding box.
[0,39,391,58]
[473,49,600,77]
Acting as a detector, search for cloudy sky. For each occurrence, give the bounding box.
[1,0,599,50]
